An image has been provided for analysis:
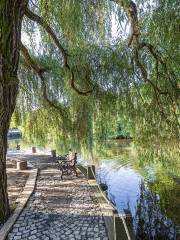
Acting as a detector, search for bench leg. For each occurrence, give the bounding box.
[59,169,63,180]
[73,167,78,177]
[58,165,78,179]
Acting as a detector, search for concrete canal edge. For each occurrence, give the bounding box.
[78,164,135,240]
[0,164,38,240]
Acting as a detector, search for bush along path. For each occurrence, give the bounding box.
[7,154,108,240]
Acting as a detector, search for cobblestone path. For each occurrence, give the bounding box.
[7,155,108,240]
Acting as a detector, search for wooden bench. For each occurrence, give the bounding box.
[57,153,78,179]
[57,155,67,160]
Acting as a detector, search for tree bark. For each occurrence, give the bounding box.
[0,0,28,222]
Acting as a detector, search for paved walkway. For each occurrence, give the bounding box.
[7,155,108,240]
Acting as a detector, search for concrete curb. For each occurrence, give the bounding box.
[0,168,38,240]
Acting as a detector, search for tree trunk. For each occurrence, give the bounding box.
[0,0,28,222]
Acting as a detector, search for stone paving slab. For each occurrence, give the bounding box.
[6,156,108,240]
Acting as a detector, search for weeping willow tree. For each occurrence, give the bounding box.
[0,0,179,221]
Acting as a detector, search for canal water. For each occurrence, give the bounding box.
[92,140,180,240]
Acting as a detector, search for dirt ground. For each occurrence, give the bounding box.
[6,160,29,210]
[0,160,29,228]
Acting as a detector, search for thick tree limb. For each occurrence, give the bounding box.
[24,7,93,96]
[112,1,176,93]
[110,1,180,129]
[139,42,179,93]
[20,42,68,116]
[111,0,140,47]
[127,1,140,47]
[134,49,168,95]
[25,8,67,61]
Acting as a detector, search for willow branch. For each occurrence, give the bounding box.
[20,42,68,116]
[126,2,177,94]
[25,7,93,96]
[112,0,179,128]
[139,42,179,92]
[113,1,171,94]
[134,49,168,95]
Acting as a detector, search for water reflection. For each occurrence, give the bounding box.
[95,141,180,239]
[135,182,177,240]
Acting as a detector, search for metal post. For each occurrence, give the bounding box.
[114,214,129,240]
[51,149,56,158]
[125,214,135,240]
[32,147,36,153]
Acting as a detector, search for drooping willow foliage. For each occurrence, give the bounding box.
[11,0,179,154]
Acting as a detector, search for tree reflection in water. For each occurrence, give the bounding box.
[135,181,178,240]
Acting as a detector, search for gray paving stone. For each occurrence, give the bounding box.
[13,236,22,240]
[7,155,108,240]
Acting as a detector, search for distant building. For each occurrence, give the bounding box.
[7,128,22,139]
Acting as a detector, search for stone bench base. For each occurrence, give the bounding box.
[9,158,27,170]
[16,160,27,170]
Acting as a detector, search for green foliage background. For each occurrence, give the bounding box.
[11,0,179,156]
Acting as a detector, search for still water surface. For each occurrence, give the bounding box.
[92,140,180,240]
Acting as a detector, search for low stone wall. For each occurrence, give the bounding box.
[8,157,28,170]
